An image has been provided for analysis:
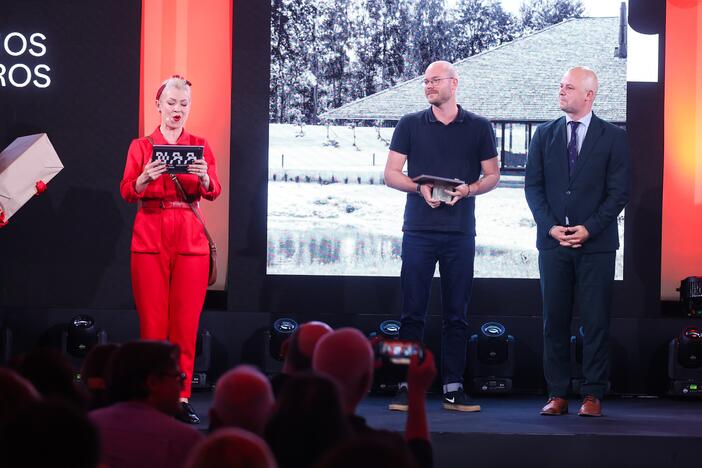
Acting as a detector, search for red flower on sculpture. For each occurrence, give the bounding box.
[35,180,47,196]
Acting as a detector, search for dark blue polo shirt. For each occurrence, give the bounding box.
[389,106,497,235]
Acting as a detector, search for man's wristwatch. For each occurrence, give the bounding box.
[416,183,422,193]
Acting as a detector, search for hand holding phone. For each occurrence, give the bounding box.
[408,348,436,394]
[378,340,424,366]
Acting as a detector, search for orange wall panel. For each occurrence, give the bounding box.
[141,0,232,290]
[661,0,702,298]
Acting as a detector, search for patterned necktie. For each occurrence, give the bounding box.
[567,121,580,178]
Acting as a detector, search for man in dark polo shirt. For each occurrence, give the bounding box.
[384,60,499,412]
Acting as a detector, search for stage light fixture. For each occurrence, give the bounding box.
[378,320,401,338]
[64,315,105,359]
[192,330,212,390]
[368,320,404,394]
[668,326,702,396]
[677,277,702,317]
[269,317,298,361]
[468,321,514,393]
[677,327,702,368]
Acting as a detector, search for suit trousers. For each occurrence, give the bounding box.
[539,246,615,399]
[131,250,209,398]
[399,231,475,385]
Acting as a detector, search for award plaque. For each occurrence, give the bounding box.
[412,174,466,203]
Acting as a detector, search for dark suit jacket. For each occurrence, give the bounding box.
[524,113,629,252]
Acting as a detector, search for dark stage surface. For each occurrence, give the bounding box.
[189,392,701,468]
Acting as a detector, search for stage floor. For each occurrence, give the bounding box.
[190,392,701,468]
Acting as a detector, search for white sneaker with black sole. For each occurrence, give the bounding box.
[442,389,481,412]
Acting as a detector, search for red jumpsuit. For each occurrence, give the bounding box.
[120,126,221,397]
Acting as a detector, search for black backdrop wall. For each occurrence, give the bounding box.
[0,1,141,308]
[2,0,698,394]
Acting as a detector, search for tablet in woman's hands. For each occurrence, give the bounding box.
[151,145,203,173]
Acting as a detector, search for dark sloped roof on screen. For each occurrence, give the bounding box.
[320,17,626,123]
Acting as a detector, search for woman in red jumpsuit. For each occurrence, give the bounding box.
[120,75,221,423]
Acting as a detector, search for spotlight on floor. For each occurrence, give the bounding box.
[678,276,702,317]
[378,320,401,339]
[468,322,514,394]
[668,326,702,396]
[269,318,298,361]
[61,315,107,361]
[192,330,212,390]
[368,319,400,345]
[369,319,403,394]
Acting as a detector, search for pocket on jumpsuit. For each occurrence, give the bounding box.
[131,209,162,253]
[177,210,210,255]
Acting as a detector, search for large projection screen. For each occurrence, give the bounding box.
[267,0,631,279]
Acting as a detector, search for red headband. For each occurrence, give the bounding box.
[155,75,192,100]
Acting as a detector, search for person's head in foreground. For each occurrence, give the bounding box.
[0,367,41,428]
[312,327,375,414]
[15,346,87,409]
[1,399,102,468]
[282,321,333,375]
[185,428,277,468]
[210,364,275,435]
[107,340,183,415]
[265,372,349,468]
[313,433,418,468]
[81,343,120,409]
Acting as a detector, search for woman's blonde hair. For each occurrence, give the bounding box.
[155,74,192,101]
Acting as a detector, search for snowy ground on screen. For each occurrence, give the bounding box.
[267,124,624,279]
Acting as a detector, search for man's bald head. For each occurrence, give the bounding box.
[282,321,333,374]
[425,60,459,79]
[559,66,599,118]
[210,365,274,435]
[569,66,598,96]
[186,428,277,468]
[312,328,374,414]
[0,368,40,428]
[423,60,459,107]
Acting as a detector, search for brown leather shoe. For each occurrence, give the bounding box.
[578,395,603,417]
[540,397,568,415]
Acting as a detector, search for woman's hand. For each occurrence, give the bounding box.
[135,160,167,193]
[188,159,210,190]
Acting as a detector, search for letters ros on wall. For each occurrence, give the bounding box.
[0,32,51,88]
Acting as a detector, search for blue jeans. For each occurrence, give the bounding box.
[399,231,475,385]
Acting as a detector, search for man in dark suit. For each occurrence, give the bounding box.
[525,67,629,417]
